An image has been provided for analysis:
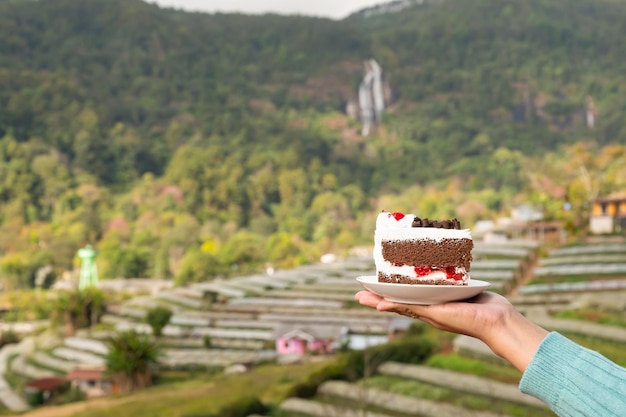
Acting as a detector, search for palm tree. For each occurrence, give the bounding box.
[105,330,161,393]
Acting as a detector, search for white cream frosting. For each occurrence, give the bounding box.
[375,212,471,241]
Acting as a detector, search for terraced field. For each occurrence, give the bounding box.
[271,239,626,417]
[3,237,626,416]
[525,242,626,287]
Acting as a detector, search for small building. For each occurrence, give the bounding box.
[65,366,114,398]
[590,193,626,234]
[25,377,67,404]
[508,220,566,243]
[274,325,342,356]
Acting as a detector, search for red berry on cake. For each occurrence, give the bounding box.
[391,212,405,221]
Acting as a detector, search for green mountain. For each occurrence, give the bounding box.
[0,0,625,286]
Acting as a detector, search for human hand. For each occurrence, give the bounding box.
[355,290,548,371]
[355,290,513,341]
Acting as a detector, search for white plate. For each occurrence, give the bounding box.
[356,275,491,305]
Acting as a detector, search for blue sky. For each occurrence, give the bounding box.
[150,0,386,19]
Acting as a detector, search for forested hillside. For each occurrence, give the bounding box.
[0,0,625,288]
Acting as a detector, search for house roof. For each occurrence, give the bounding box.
[26,377,67,391]
[66,368,108,381]
[595,192,626,203]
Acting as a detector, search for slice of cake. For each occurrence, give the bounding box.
[374,211,473,285]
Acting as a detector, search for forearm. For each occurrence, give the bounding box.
[520,332,626,416]
[482,308,549,372]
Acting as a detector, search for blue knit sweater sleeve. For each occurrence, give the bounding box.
[519,331,626,417]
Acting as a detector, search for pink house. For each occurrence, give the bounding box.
[275,325,341,356]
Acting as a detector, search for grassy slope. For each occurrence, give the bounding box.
[11,359,333,417]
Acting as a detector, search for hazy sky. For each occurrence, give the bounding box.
[150,0,386,19]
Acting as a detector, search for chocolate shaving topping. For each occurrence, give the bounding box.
[412,217,462,229]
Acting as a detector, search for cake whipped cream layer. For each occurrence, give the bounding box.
[374,211,473,285]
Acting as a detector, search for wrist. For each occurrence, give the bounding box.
[483,308,549,372]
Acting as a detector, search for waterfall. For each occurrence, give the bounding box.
[359,59,385,136]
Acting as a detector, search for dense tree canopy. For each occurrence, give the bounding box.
[0,0,625,288]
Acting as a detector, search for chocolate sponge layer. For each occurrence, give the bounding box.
[381,238,473,270]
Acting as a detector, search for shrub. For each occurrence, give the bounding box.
[203,335,211,348]
[217,396,268,417]
[26,389,44,406]
[285,359,349,399]
[182,396,267,417]
[404,321,426,337]
[0,329,20,348]
[344,335,435,380]
[53,386,86,405]
[146,306,173,337]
